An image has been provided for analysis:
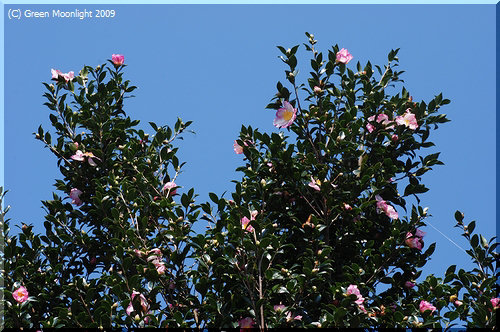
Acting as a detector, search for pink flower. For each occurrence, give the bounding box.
[336,48,353,64]
[149,248,162,256]
[367,113,394,133]
[366,123,375,133]
[233,140,244,154]
[405,229,426,250]
[71,150,85,161]
[112,54,125,66]
[346,284,365,306]
[155,262,166,275]
[454,300,463,307]
[61,71,74,82]
[273,101,297,128]
[71,150,99,166]
[12,286,29,303]
[70,188,83,206]
[491,297,500,309]
[343,203,352,211]
[285,311,303,322]
[391,134,398,142]
[308,177,321,191]
[313,86,322,94]
[274,304,286,312]
[84,152,98,166]
[133,249,143,257]
[163,182,177,195]
[395,109,418,130]
[51,69,74,82]
[415,229,426,238]
[51,69,62,80]
[375,195,399,219]
[404,281,416,288]
[126,291,149,316]
[419,300,436,314]
[238,317,255,329]
[241,216,254,233]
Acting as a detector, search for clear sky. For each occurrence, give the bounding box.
[2,2,497,286]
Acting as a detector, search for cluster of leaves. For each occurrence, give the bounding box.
[1,34,497,329]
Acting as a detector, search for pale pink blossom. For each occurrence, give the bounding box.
[155,262,166,275]
[343,203,352,211]
[12,286,29,303]
[404,281,416,288]
[336,48,353,64]
[112,54,125,66]
[163,182,177,195]
[51,69,62,80]
[375,195,399,219]
[149,248,162,256]
[313,86,322,94]
[346,284,365,306]
[85,152,98,166]
[71,150,85,161]
[70,188,83,206]
[286,311,303,322]
[419,300,436,314]
[51,69,74,82]
[241,216,254,233]
[415,229,426,238]
[405,229,426,250]
[274,304,286,312]
[71,150,99,166]
[233,140,244,154]
[454,300,463,306]
[367,113,394,132]
[238,317,255,329]
[366,123,375,133]
[126,291,149,316]
[395,109,418,130]
[273,101,297,128]
[61,71,74,82]
[491,297,500,309]
[308,177,321,191]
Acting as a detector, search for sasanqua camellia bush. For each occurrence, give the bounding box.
[1,35,498,329]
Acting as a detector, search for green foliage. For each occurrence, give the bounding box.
[1,35,497,329]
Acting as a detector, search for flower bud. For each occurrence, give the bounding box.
[449,295,457,302]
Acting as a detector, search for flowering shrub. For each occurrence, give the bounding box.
[1,33,498,329]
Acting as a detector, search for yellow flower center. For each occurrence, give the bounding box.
[283,110,293,121]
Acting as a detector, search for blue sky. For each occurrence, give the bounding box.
[2,2,497,285]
